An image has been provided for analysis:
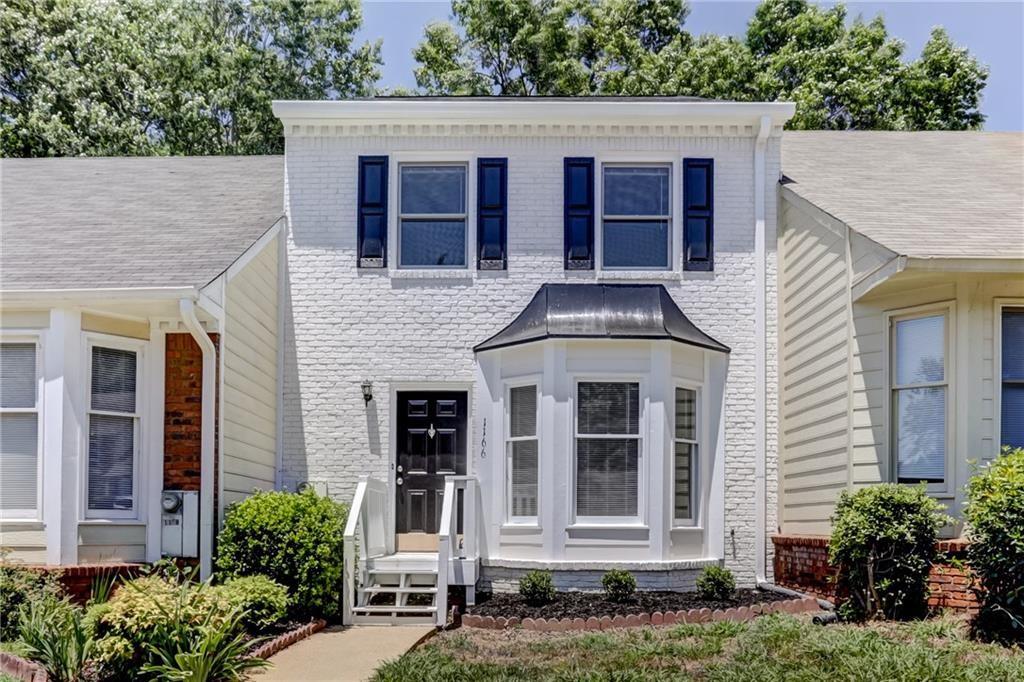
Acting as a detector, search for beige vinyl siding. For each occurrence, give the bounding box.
[78,523,146,563]
[81,312,150,340]
[778,194,851,534]
[0,525,47,563]
[221,235,279,509]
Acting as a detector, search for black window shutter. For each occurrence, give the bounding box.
[564,157,595,270]
[683,158,713,271]
[357,156,388,268]
[477,158,508,270]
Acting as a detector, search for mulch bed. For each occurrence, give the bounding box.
[467,589,791,620]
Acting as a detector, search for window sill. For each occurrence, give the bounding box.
[596,271,681,281]
[671,525,703,531]
[567,523,649,531]
[389,269,474,279]
[79,518,145,525]
[500,523,542,532]
[0,519,44,529]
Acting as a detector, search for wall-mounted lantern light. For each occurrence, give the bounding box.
[361,380,374,403]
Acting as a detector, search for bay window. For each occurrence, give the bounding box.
[601,165,671,270]
[87,344,140,516]
[575,381,641,520]
[398,164,468,268]
[674,387,698,524]
[506,383,539,521]
[1002,307,1024,449]
[0,341,40,519]
[891,311,949,484]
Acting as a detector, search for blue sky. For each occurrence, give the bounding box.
[357,1,1023,131]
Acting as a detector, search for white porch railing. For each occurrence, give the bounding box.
[342,475,390,626]
[437,475,479,626]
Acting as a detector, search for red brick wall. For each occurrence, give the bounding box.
[772,535,980,613]
[163,333,219,491]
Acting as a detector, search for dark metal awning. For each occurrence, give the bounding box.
[473,283,730,353]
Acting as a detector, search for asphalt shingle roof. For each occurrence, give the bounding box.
[782,131,1024,260]
[1,156,284,291]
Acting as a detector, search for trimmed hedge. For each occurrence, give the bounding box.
[830,484,949,621]
[965,447,1024,643]
[696,566,735,601]
[601,569,636,603]
[519,571,555,607]
[216,489,348,618]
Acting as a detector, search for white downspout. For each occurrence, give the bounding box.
[754,115,771,586]
[179,298,216,580]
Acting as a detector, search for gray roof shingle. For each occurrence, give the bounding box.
[1,156,283,291]
[782,131,1024,259]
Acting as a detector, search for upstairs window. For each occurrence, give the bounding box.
[399,164,468,268]
[87,344,140,517]
[891,312,948,484]
[575,381,641,520]
[1,342,40,519]
[1001,308,1024,449]
[506,383,538,521]
[602,165,671,270]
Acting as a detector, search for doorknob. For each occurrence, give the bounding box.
[396,477,403,486]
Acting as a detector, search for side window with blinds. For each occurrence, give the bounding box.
[88,345,140,516]
[1001,308,1024,448]
[507,384,538,521]
[575,381,640,519]
[564,157,595,270]
[477,158,508,270]
[1,342,40,518]
[674,387,698,524]
[683,158,714,271]
[891,312,948,484]
[357,156,388,268]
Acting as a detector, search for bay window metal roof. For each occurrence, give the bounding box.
[474,283,730,353]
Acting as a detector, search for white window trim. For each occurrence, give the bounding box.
[82,333,146,520]
[883,301,956,496]
[569,374,647,527]
[672,381,702,528]
[390,152,477,273]
[0,333,44,521]
[503,376,542,526]
[994,298,1024,457]
[594,153,681,276]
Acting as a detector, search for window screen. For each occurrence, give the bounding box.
[602,166,670,269]
[1,343,38,515]
[892,314,946,483]
[576,382,640,517]
[88,346,138,513]
[399,165,468,267]
[508,385,538,518]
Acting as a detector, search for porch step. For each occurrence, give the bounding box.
[354,552,442,625]
[352,605,437,614]
[360,586,438,595]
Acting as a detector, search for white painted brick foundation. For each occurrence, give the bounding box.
[281,124,781,587]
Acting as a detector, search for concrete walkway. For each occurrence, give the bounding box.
[254,625,434,681]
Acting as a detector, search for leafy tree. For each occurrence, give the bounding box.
[1,0,381,157]
[413,0,988,130]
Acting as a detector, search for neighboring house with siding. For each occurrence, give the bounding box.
[0,157,283,578]
[776,132,1024,545]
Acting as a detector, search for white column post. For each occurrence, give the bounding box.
[42,308,83,565]
[145,322,166,562]
[648,342,671,559]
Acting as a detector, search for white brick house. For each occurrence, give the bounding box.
[273,98,795,623]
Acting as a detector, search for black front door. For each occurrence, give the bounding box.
[396,391,467,534]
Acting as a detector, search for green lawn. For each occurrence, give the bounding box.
[373,614,1024,681]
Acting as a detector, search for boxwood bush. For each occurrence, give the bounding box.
[829,484,949,621]
[965,447,1024,643]
[216,489,348,618]
[696,566,735,601]
[215,575,288,631]
[601,569,637,603]
[518,570,555,606]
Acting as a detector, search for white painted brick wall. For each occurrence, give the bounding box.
[281,129,781,587]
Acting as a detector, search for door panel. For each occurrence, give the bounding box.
[396,391,468,535]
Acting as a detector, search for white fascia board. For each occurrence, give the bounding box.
[904,256,1024,273]
[272,99,797,129]
[0,286,199,306]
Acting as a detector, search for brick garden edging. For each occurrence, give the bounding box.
[461,596,820,631]
[0,652,47,682]
[251,619,328,660]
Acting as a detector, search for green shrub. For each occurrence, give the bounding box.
[518,570,555,606]
[216,489,348,618]
[89,572,234,677]
[965,447,1024,643]
[214,576,288,631]
[0,563,62,641]
[829,483,950,621]
[18,595,94,682]
[696,566,736,601]
[601,569,636,603]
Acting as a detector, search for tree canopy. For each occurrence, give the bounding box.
[413,0,989,130]
[1,0,381,156]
